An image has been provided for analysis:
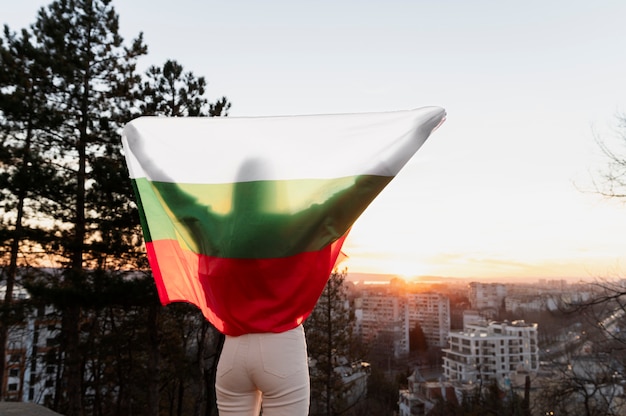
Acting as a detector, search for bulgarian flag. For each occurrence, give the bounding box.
[121,106,445,335]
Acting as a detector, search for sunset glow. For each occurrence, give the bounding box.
[6,1,626,283]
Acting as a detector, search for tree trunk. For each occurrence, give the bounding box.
[64,84,89,416]
[325,286,333,416]
[63,303,83,416]
[147,304,160,416]
[523,375,530,416]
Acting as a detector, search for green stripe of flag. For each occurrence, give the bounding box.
[134,174,392,259]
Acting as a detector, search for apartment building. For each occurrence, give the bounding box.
[3,303,60,404]
[442,320,539,384]
[468,282,507,316]
[406,293,450,348]
[505,294,546,312]
[356,294,409,357]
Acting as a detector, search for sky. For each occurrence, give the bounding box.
[5,0,626,282]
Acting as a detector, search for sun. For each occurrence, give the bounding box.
[388,271,412,282]
[340,247,435,282]
[389,262,427,282]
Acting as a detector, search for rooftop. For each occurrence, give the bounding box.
[0,402,64,416]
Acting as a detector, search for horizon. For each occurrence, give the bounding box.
[344,271,599,285]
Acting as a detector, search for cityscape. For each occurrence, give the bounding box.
[3,272,625,415]
[322,272,624,415]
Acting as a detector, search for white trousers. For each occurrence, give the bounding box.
[216,325,310,416]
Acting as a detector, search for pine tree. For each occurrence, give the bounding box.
[19,1,147,414]
[305,269,357,415]
[139,59,231,117]
[134,57,231,416]
[0,23,64,399]
[409,322,428,353]
[2,3,231,413]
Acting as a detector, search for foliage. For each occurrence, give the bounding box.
[593,112,626,198]
[305,269,362,415]
[361,367,399,415]
[0,18,65,398]
[139,59,231,117]
[532,280,626,416]
[427,379,530,416]
[0,0,230,415]
[409,322,428,352]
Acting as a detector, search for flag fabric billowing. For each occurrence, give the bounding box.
[121,106,446,335]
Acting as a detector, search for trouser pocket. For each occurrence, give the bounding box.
[259,326,307,378]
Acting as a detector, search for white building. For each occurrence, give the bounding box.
[335,361,370,411]
[406,293,450,348]
[462,310,483,328]
[1,284,60,405]
[442,320,539,384]
[309,359,370,415]
[0,285,29,301]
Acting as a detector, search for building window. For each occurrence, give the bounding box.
[7,383,18,391]
[8,368,19,377]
